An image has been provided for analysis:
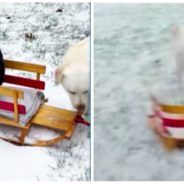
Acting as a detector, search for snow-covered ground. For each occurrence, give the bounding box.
[0,3,90,181]
[94,4,184,181]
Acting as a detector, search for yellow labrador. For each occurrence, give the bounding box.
[55,38,89,114]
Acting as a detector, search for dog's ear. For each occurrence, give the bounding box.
[55,67,65,85]
[170,24,180,37]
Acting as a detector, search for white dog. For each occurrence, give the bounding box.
[170,25,184,88]
[55,38,89,114]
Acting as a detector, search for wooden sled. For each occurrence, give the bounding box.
[0,59,90,146]
[148,96,184,150]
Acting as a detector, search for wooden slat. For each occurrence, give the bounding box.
[0,117,27,129]
[4,59,46,74]
[4,75,45,90]
[0,100,26,114]
[36,73,40,80]
[19,128,29,143]
[13,93,19,123]
[0,86,24,99]
[161,104,184,114]
[42,105,77,121]
[31,105,77,131]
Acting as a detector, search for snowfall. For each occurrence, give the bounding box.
[0,3,90,181]
[94,4,184,181]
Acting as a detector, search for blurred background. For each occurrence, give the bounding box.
[94,3,184,181]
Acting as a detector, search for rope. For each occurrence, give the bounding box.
[75,115,90,126]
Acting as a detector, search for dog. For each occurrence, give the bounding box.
[170,25,184,88]
[55,38,89,114]
[0,50,5,85]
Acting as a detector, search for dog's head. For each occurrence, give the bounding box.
[55,64,89,114]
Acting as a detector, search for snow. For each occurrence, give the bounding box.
[0,3,90,181]
[0,140,55,181]
[94,4,184,181]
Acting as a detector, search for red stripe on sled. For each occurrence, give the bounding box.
[4,75,45,90]
[0,100,26,114]
[154,109,184,128]
[162,117,184,128]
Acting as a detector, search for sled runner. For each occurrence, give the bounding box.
[148,96,184,150]
[0,59,90,146]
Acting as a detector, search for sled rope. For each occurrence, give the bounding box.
[75,115,90,126]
